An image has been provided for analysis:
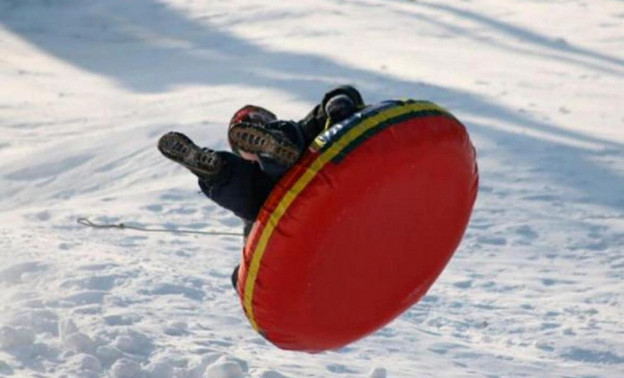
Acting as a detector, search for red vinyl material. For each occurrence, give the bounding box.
[237,100,478,352]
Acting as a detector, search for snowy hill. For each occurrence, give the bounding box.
[1,0,623,377]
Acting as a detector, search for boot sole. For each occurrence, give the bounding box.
[228,124,300,166]
[158,132,220,177]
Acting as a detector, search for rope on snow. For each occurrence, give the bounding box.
[76,217,243,237]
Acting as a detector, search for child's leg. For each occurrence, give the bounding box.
[158,132,277,223]
[198,151,278,222]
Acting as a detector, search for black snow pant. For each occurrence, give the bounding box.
[198,151,278,225]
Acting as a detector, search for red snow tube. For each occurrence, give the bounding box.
[236,100,478,352]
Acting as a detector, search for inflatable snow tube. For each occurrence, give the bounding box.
[237,100,478,352]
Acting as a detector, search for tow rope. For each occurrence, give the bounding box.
[77,217,243,237]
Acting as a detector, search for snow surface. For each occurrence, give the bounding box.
[1,0,623,377]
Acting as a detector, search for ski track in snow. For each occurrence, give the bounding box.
[1,0,623,377]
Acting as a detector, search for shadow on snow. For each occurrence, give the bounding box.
[1,0,622,209]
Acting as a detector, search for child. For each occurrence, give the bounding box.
[158,86,365,236]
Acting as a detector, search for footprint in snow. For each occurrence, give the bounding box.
[143,204,163,212]
[514,224,538,240]
[140,283,206,301]
[0,262,46,285]
[560,347,624,364]
[61,274,123,291]
[476,235,507,246]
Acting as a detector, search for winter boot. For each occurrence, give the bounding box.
[158,132,223,179]
[228,105,277,153]
[227,122,302,168]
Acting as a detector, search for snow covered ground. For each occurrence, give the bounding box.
[1,0,623,376]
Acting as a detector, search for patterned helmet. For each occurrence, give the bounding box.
[229,105,277,127]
